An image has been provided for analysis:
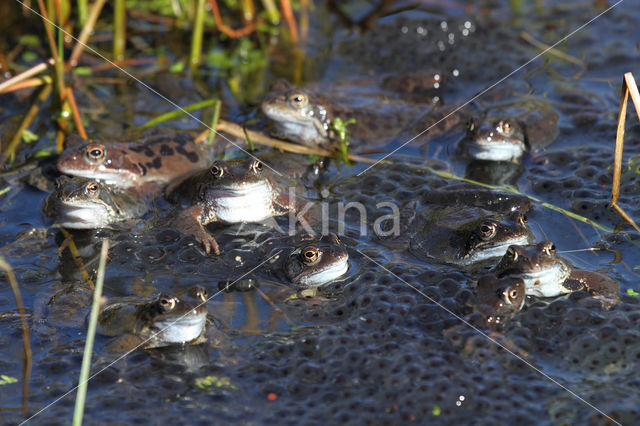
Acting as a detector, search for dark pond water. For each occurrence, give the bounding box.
[2,0,640,424]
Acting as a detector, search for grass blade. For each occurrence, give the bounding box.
[138,98,220,129]
[72,238,109,426]
[207,99,221,146]
[190,0,206,72]
[77,0,88,27]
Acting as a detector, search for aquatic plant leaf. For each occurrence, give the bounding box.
[21,129,38,143]
[0,375,18,385]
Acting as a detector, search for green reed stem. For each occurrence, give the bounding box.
[190,0,206,72]
[260,0,280,24]
[57,2,63,63]
[72,239,109,426]
[113,0,126,61]
[138,98,220,129]
[242,127,256,151]
[208,99,221,146]
[419,165,614,233]
[77,0,88,27]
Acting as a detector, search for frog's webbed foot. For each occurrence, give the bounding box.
[176,206,221,255]
[198,231,220,256]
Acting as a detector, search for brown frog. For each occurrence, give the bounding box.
[459,100,559,163]
[409,207,532,267]
[261,79,424,149]
[43,176,147,229]
[495,241,619,298]
[175,158,301,255]
[284,234,349,289]
[97,286,209,351]
[57,132,213,191]
[473,274,525,329]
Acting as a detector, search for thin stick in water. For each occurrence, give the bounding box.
[0,256,32,417]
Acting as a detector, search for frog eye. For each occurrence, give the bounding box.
[502,287,520,304]
[288,92,308,108]
[85,182,100,196]
[506,247,518,261]
[159,296,176,311]
[251,160,263,173]
[196,288,207,302]
[479,221,497,240]
[497,120,513,135]
[210,164,224,178]
[302,247,320,264]
[511,211,528,226]
[466,118,476,132]
[85,145,105,162]
[542,243,556,256]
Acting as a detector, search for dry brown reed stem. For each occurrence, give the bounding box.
[279,0,299,42]
[199,119,379,164]
[66,87,88,139]
[68,0,108,67]
[241,292,259,332]
[253,285,295,327]
[0,60,52,94]
[0,83,52,167]
[208,0,257,38]
[611,72,640,232]
[36,0,59,62]
[0,76,53,93]
[0,256,32,417]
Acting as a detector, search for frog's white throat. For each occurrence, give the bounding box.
[211,181,275,224]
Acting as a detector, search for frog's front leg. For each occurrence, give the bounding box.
[176,205,220,255]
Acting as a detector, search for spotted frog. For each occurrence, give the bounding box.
[97,286,208,351]
[43,176,147,229]
[494,241,619,298]
[175,158,300,255]
[57,132,212,191]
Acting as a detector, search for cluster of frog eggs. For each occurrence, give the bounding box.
[339,17,529,86]
[235,265,587,424]
[528,144,640,225]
